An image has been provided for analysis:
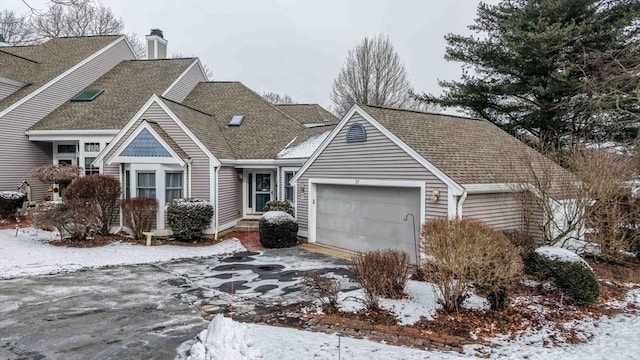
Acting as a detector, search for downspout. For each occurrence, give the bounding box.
[214,166,220,240]
[456,190,467,219]
[185,159,193,198]
[118,163,124,231]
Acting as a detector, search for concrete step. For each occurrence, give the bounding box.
[233,219,260,232]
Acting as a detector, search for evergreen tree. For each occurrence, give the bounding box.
[417,0,640,148]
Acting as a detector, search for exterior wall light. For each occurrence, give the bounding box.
[431,190,440,203]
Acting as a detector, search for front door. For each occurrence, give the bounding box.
[253,172,273,213]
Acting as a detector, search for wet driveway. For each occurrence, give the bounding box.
[0,247,350,360]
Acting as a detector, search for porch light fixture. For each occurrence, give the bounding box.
[431,190,440,203]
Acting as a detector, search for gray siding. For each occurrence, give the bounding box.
[0,82,21,101]
[105,102,211,200]
[462,193,523,230]
[163,62,205,103]
[0,38,134,199]
[218,166,242,226]
[296,113,448,234]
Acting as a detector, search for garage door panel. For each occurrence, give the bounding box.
[316,184,420,262]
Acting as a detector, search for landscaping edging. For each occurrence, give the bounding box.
[306,314,479,353]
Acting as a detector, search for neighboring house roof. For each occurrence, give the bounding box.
[161,97,235,159]
[182,82,306,159]
[276,104,339,126]
[29,58,196,130]
[358,104,571,186]
[278,125,334,159]
[0,35,122,112]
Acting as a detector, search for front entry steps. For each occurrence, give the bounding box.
[233,219,260,232]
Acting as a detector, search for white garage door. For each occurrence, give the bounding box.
[316,184,421,263]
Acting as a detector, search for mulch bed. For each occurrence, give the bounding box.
[223,231,262,251]
[49,234,224,248]
[0,217,31,230]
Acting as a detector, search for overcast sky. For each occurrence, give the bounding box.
[4,0,487,111]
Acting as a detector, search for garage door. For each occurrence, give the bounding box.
[316,184,421,263]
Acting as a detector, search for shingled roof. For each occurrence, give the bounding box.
[29,58,196,130]
[182,82,307,159]
[359,104,571,186]
[0,35,122,112]
[276,104,339,126]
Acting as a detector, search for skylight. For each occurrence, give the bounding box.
[228,115,245,126]
[70,89,103,102]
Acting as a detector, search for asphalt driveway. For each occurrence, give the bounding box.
[0,248,349,360]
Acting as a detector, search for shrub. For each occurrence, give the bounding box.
[30,164,80,186]
[65,175,121,235]
[166,198,213,241]
[262,200,294,215]
[421,218,523,312]
[28,201,58,231]
[502,229,538,259]
[0,191,26,219]
[52,199,101,241]
[350,250,410,310]
[121,197,158,240]
[259,211,298,248]
[525,247,599,306]
[302,271,341,314]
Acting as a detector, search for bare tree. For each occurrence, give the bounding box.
[33,0,124,38]
[125,32,145,59]
[261,92,296,105]
[0,10,36,45]
[330,34,413,117]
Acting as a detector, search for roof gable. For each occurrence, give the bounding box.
[108,120,187,165]
[120,128,172,157]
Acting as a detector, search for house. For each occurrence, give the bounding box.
[0,30,337,235]
[291,104,574,262]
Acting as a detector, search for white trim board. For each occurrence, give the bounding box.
[291,105,464,196]
[107,120,187,166]
[306,177,426,244]
[94,94,221,167]
[0,36,132,118]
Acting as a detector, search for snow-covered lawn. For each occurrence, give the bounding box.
[0,227,245,279]
[180,288,640,360]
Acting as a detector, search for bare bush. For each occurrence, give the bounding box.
[44,199,101,241]
[30,164,80,186]
[121,197,158,240]
[421,218,523,312]
[302,271,341,314]
[349,250,410,310]
[502,229,538,259]
[65,175,121,235]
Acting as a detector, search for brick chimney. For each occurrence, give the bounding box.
[145,29,167,59]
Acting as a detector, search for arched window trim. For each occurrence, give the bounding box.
[346,123,367,143]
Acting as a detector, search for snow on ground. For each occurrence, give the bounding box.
[181,287,640,360]
[277,131,330,159]
[337,280,488,325]
[0,227,245,279]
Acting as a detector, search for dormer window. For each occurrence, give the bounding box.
[70,89,103,102]
[228,115,244,126]
[346,123,367,143]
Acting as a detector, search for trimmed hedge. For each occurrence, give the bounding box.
[166,198,213,241]
[525,250,599,306]
[262,200,294,215]
[259,211,298,248]
[0,191,26,219]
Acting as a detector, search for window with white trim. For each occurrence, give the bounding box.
[84,157,99,175]
[165,171,183,203]
[284,171,295,203]
[137,172,156,198]
[84,143,100,152]
[57,144,76,153]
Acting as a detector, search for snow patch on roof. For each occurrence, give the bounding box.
[277,131,330,159]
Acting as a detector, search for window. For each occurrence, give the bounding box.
[84,143,100,152]
[57,144,76,153]
[228,115,244,126]
[70,89,103,102]
[136,172,156,198]
[346,123,367,143]
[284,171,295,203]
[165,172,183,203]
[84,157,99,175]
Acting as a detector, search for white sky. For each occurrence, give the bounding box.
[3,0,488,110]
